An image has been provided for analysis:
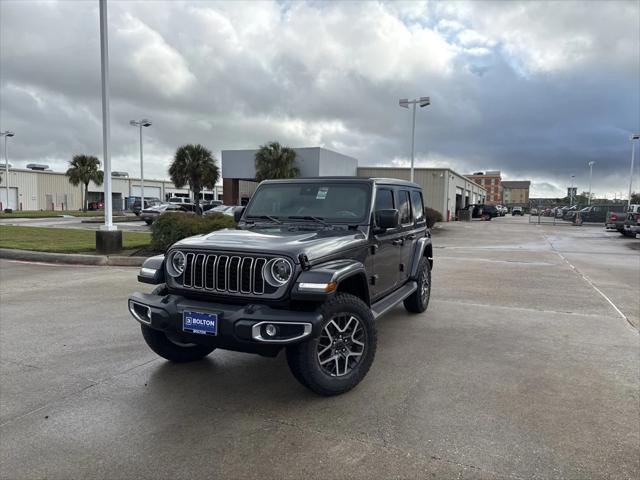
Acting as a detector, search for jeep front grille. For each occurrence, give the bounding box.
[182,253,268,295]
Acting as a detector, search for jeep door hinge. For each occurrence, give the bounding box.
[370,275,378,285]
[370,245,378,255]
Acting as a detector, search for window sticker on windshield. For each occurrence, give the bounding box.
[316,187,329,200]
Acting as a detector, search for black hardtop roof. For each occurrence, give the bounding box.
[260,176,420,188]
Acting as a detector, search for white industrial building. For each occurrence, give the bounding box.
[0,166,222,211]
[4,148,484,220]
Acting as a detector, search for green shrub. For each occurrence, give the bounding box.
[151,213,236,252]
[424,207,443,228]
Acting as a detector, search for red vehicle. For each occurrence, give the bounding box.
[88,201,104,211]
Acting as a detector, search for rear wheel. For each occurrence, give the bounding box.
[286,293,377,396]
[404,257,431,313]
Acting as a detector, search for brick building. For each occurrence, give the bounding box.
[466,171,502,204]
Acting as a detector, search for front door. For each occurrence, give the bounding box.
[371,187,402,299]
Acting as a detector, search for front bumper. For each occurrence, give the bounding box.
[128,292,323,355]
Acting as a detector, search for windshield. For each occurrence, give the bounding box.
[245,182,371,223]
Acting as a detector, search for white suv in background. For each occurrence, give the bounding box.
[168,197,192,204]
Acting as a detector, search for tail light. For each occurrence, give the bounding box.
[610,213,617,221]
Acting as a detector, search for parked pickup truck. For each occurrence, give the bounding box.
[576,205,624,224]
[605,205,640,232]
[622,211,640,237]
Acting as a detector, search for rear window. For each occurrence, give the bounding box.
[410,191,424,222]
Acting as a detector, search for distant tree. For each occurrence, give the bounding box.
[254,141,299,182]
[169,144,220,214]
[65,155,104,211]
[631,192,640,204]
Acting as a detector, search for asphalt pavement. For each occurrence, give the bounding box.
[1,216,638,479]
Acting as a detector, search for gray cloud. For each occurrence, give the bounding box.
[0,0,638,198]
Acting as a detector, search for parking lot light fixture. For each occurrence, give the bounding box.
[588,161,595,205]
[399,97,430,182]
[129,119,152,211]
[629,133,640,209]
[0,131,15,210]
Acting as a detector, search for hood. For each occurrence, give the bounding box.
[173,226,367,263]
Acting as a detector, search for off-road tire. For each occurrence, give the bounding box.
[144,220,153,225]
[286,293,377,396]
[140,284,215,363]
[404,257,431,313]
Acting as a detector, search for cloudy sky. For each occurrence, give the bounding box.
[1,0,638,198]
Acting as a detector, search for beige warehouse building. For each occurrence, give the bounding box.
[357,167,486,221]
[220,147,485,221]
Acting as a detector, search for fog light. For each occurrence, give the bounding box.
[265,324,277,337]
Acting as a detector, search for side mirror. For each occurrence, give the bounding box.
[375,209,399,230]
[234,207,245,222]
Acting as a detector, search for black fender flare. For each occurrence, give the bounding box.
[291,259,369,304]
[409,237,433,279]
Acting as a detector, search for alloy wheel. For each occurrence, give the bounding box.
[317,314,366,377]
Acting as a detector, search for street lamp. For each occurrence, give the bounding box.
[399,96,430,182]
[0,131,15,211]
[629,133,640,209]
[129,119,152,210]
[588,161,595,205]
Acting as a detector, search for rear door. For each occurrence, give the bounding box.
[395,189,416,283]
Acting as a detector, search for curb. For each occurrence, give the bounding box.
[0,248,148,267]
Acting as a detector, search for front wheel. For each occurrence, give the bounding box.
[286,293,377,396]
[404,257,431,313]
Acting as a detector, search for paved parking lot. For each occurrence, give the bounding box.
[1,217,638,479]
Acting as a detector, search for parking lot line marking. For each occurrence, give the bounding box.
[543,235,636,331]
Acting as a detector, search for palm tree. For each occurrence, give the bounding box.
[254,141,299,182]
[169,144,220,214]
[65,155,104,211]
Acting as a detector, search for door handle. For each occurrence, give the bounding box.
[392,239,404,246]
[406,234,416,240]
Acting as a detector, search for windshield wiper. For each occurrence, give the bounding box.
[287,215,331,227]
[245,215,281,224]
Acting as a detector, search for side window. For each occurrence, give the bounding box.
[411,191,424,222]
[374,188,394,210]
[397,190,411,225]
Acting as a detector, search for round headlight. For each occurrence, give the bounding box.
[168,251,186,277]
[264,258,293,286]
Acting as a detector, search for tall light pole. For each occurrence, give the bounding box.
[588,161,595,205]
[629,133,640,209]
[98,0,115,232]
[129,119,152,210]
[399,97,430,182]
[0,131,15,211]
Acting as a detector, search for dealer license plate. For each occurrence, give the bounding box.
[182,311,218,336]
